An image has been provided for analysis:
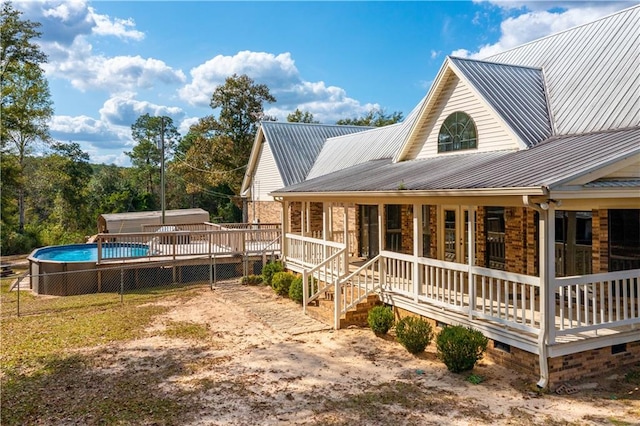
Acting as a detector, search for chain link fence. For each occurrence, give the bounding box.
[3,254,272,317]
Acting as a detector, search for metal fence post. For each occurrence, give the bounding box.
[209,255,213,290]
[16,276,20,317]
[120,266,124,304]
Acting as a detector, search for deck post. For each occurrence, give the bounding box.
[334,274,341,330]
[468,205,476,320]
[537,204,556,388]
[343,206,349,275]
[323,202,329,260]
[413,203,421,302]
[282,200,289,262]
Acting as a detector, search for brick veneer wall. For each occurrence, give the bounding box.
[247,201,281,224]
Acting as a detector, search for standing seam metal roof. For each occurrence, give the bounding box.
[482,6,640,135]
[449,57,552,147]
[306,95,427,180]
[273,128,640,194]
[260,121,373,187]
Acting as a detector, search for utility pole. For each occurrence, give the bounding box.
[160,117,166,225]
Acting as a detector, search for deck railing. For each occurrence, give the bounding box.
[302,248,347,312]
[337,255,383,321]
[552,269,640,342]
[95,227,281,263]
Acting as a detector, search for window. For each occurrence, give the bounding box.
[422,205,432,258]
[609,209,640,271]
[385,205,402,252]
[485,207,505,270]
[438,111,477,152]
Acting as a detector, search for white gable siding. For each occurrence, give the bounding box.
[606,161,640,179]
[252,141,284,202]
[411,73,520,160]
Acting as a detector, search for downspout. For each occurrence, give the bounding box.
[523,195,550,389]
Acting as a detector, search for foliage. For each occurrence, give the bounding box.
[241,274,263,285]
[261,261,284,286]
[288,276,304,303]
[367,305,395,335]
[336,108,403,127]
[467,374,484,385]
[436,325,488,373]
[178,74,276,194]
[395,316,433,354]
[1,3,52,234]
[127,114,180,197]
[271,271,295,297]
[287,108,319,123]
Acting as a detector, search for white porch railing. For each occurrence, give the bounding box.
[552,269,640,342]
[302,248,348,311]
[380,251,541,334]
[285,233,344,270]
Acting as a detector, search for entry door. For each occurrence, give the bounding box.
[442,207,470,263]
[359,205,379,258]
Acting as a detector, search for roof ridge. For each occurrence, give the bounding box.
[483,5,639,61]
[449,56,542,71]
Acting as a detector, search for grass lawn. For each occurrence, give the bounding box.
[0,277,211,426]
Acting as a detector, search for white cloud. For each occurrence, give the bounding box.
[458,3,630,59]
[99,94,185,127]
[43,38,186,93]
[179,50,376,123]
[89,6,144,40]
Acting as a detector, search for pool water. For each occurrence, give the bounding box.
[33,243,149,262]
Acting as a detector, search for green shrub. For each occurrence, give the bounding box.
[241,274,263,285]
[367,306,395,335]
[436,325,488,373]
[272,271,295,297]
[288,276,304,303]
[261,261,284,286]
[395,316,433,354]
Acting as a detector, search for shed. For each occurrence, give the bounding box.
[97,209,210,234]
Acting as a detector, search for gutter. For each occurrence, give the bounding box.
[523,194,550,389]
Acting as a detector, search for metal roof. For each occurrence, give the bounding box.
[306,96,426,180]
[483,6,640,135]
[449,57,552,147]
[261,121,372,186]
[273,127,640,195]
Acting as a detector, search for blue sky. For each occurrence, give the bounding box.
[15,1,637,166]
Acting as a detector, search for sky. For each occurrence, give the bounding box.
[14,0,638,166]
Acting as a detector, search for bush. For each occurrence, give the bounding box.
[436,325,488,373]
[288,276,304,303]
[395,316,433,354]
[261,261,284,286]
[367,306,395,335]
[241,274,263,285]
[272,271,295,297]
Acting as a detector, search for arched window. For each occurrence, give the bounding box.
[438,111,477,152]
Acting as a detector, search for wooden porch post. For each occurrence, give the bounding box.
[301,202,306,237]
[343,206,349,274]
[468,205,476,320]
[323,202,329,260]
[379,203,386,288]
[282,200,289,261]
[537,204,556,388]
[413,203,421,302]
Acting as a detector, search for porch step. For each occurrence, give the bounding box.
[305,294,382,329]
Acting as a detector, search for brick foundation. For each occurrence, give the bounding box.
[391,306,640,387]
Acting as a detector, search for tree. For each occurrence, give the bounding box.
[126,114,180,205]
[1,2,52,232]
[178,74,276,195]
[336,108,403,127]
[287,109,319,123]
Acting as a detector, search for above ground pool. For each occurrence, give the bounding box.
[32,243,149,262]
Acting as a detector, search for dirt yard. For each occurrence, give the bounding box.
[54,279,634,426]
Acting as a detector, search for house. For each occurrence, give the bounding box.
[241,121,374,253]
[266,6,640,388]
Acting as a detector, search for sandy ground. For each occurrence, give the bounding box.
[90,280,639,425]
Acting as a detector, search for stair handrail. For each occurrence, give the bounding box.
[337,254,383,320]
[302,247,347,312]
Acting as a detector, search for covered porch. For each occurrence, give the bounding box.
[279,197,640,383]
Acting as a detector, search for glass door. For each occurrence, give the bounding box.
[359,205,379,258]
[443,207,471,263]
